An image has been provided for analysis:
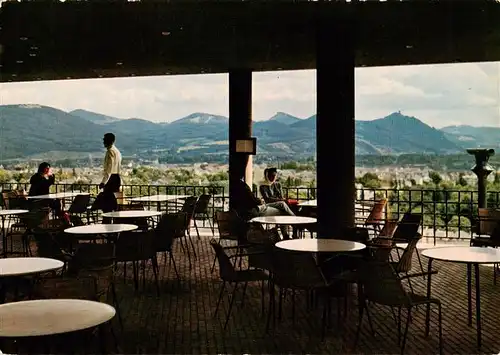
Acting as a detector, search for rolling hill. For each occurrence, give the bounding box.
[0,104,486,160]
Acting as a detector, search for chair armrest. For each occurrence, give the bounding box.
[400,270,438,280]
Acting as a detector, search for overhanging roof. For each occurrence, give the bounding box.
[1,1,499,83]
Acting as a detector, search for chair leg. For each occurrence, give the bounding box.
[438,303,443,355]
[211,256,218,273]
[214,281,226,317]
[207,213,215,236]
[224,282,239,330]
[416,249,425,278]
[152,257,160,296]
[354,300,365,350]
[194,219,201,239]
[240,281,248,308]
[169,252,181,282]
[110,282,124,332]
[400,308,412,355]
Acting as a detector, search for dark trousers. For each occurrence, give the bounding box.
[92,174,121,213]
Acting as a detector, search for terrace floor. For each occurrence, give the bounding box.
[3,225,500,354]
[109,227,499,355]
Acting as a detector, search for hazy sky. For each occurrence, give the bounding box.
[1,61,499,128]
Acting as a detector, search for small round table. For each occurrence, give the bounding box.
[422,246,500,349]
[276,238,366,253]
[250,216,317,225]
[101,210,162,219]
[0,299,116,337]
[0,209,29,256]
[64,224,138,235]
[0,257,64,278]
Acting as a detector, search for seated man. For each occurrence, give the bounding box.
[259,167,299,211]
[28,162,62,216]
[232,173,295,239]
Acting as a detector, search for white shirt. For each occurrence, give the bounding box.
[101,144,122,184]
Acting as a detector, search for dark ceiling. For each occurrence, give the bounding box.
[1,1,499,83]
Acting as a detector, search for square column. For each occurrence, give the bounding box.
[228,69,253,210]
[316,10,356,238]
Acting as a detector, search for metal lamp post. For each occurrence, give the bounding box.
[466,148,495,209]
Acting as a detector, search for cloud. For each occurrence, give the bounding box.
[0,62,499,128]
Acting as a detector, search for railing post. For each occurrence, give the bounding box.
[467,148,495,209]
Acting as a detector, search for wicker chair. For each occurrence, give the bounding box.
[355,260,443,355]
[179,196,199,256]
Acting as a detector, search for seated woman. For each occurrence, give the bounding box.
[28,162,62,216]
[259,168,299,212]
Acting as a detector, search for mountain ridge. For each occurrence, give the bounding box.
[1,104,496,160]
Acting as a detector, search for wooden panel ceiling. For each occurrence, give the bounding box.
[1,1,499,82]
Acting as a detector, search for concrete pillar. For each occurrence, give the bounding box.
[228,69,253,209]
[316,9,356,238]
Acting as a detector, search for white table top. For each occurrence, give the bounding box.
[0,257,64,277]
[298,199,317,207]
[0,209,29,217]
[422,246,500,264]
[101,210,162,218]
[65,223,138,235]
[250,216,317,225]
[27,191,89,200]
[276,238,366,253]
[129,194,190,202]
[0,299,116,337]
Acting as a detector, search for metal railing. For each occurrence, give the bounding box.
[2,182,499,240]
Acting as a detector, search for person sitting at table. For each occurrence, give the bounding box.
[259,167,299,211]
[231,158,296,239]
[28,162,62,216]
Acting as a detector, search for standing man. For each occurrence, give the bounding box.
[100,133,122,194]
[93,133,122,213]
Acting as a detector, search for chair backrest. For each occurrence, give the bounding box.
[180,196,199,218]
[210,238,237,280]
[118,203,145,211]
[70,242,116,271]
[393,212,422,241]
[114,191,127,205]
[365,199,387,225]
[194,194,212,213]
[216,210,247,242]
[271,247,328,289]
[393,235,422,273]
[358,259,410,306]
[68,194,91,214]
[155,212,188,251]
[31,228,69,261]
[379,218,398,238]
[343,227,370,243]
[478,208,500,236]
[115,229,157,262]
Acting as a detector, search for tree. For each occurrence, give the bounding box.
[457,173,468,187]
[428,171,443,185]
[358,172,381,189]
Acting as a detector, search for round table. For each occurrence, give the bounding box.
[0,209,29,256]
[0,299,116,337]
[422,246,500,349]
[250,216,317,225]
[0,257,64,278]
[101,210,162,219]
[276,238,366,253]
[64,224,138,235]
